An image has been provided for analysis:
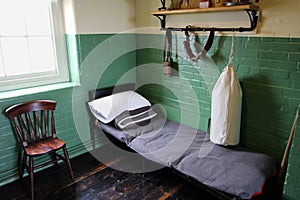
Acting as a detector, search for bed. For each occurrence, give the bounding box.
[87,83,278,200]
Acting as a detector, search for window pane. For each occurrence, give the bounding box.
[0,1,27,36]
[0,0,71,92]
[1,37,31,76]
[25,0,52,36]
[28,36,56,73]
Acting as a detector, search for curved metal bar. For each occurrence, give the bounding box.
[244,9,258,31]
[155,15,166,28]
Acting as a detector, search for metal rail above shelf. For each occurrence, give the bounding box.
[151,1,261,58]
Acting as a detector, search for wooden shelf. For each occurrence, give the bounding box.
[150,4,259,15]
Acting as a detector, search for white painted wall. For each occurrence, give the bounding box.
[63,0,300,37]
[259,0,300,37]
[63,0,136,34]
[135,0,300,37]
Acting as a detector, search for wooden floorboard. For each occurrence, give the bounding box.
[0,147,221,200]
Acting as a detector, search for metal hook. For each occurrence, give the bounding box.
[185,25,192,37]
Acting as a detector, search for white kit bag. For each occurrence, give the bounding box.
[210,34,242,146]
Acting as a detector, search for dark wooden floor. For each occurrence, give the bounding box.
[0,145,226,200]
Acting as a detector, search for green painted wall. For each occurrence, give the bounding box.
[0,33,136,186]
[0,31,299,199]
[136,33,300,198]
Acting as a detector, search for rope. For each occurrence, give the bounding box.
[227,32,235,66]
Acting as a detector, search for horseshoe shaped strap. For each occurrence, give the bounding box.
[196,29,215,60]
[183,28,215,62]
[183,28,197,61]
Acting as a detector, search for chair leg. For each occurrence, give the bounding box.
[19,152,27,180]
[51,152,58,166]
[62,146,75,181]
[29,157,34,200]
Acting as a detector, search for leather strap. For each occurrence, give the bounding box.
[183,28,215,62]
[163,29,172,62]
[183,28,197,61]
[196,29,215,60]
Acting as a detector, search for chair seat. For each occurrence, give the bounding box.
[24,137,66,156]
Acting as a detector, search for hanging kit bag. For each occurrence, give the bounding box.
[163,29,173,76]
[210,33,242,146]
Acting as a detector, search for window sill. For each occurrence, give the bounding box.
[0,81,80,100]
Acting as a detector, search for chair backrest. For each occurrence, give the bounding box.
[5,100,57,147]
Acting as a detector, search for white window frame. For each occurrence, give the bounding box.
[0,0,70,92]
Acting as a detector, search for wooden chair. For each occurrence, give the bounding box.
[5,100,75,200]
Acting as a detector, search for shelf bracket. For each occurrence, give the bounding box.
[159,0,167,11]
[245,9,258,31]
[154,14,166,29]
[155,0,167,28]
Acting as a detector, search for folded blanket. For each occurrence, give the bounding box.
[115,107,157,129]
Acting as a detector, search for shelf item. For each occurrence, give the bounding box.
[150,4,259,15]
[151,4,259,30]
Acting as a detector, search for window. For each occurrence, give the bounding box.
[0,0,69,92]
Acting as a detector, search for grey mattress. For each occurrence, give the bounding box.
[100,116,277,199]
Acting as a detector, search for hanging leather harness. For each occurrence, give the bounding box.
[183,26,215,62]
[162,26,215,75]
[163,29,173,76]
